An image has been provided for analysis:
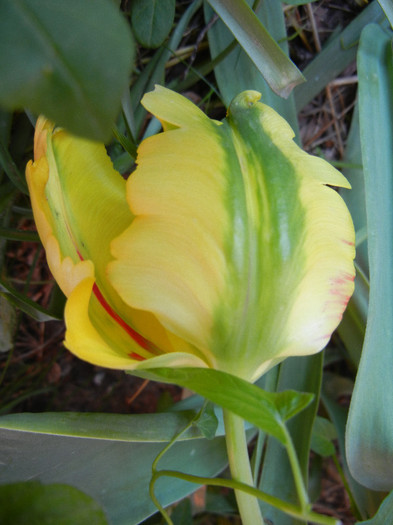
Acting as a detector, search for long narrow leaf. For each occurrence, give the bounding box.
[346,23,393,491]
[205,0,299,133]
[294,1,387,111]
[0,410,223,442]
[206,0,305,97]
[0,279,61,321]
[378,0,393,28]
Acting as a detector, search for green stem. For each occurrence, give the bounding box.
[223,409,265,525]
[154,470,339,525]
[282,425,309,512]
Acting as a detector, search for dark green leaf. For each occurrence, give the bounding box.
[131,0,202,134]
[0,227,39,242]
[131,0,175,48]
[0,137,28,194]
[0,0,134,141]
[171,498,193,525]
[0,481,108,525]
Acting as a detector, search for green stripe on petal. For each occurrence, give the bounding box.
[109,87,355,382]
[214,91,355,380]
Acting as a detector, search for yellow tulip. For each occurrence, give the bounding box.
[26,86,355,382]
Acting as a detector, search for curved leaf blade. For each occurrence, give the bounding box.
[206,0,305,97]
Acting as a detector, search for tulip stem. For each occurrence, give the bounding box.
[223,409,265,525]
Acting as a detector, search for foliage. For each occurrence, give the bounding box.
[0,0,392,523]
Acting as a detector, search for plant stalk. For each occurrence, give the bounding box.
[223,409,265,525]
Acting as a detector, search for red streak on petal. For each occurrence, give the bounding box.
[92,283,152,360]
[341,239,355,247]
[76,250,157,361]
[129,352,145,361]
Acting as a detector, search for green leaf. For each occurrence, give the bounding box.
[194,402,219,440]
[346,23,393,492]
[0,481,108,525]
[206,0,305,97]
[378,0,393,28]
[0,0,134,141]
[310,416,336,457]
[322,383,385,520]
[294,1,387,111]
[357,489,393,525]
[338,103,368,367]
[131,0,175,48]
[0,136,28,194]
[131,0,202,134]
[0,410,218,441]
[0,227,39,242]
[0,279,61,321]
[205,0,299,133]
[133,367,313,444]
[0,418,228,524]
[171,498,193,525]
[258,354,323,525]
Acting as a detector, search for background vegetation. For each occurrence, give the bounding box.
[1,1,393,523]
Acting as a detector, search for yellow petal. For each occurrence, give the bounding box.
[109,87,355,381]
[65,277,208,370]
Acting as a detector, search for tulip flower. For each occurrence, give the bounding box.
[26,86,355,384]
